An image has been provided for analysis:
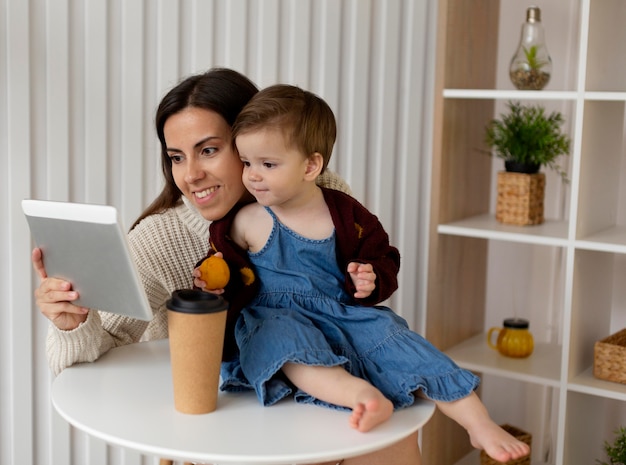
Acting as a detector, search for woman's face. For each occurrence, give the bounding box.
[164,107,249,221]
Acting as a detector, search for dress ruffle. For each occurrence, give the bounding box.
[221,296,479,410]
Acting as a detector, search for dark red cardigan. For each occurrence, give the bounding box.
[202,187,401,360]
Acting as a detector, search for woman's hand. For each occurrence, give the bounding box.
[32,247,89,330]
[347,262,376,299]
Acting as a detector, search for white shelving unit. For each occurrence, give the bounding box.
[424,1,626,464]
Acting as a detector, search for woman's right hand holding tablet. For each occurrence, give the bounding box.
[32,247,89,330]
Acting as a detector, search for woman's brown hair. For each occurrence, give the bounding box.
[131,68,258,230]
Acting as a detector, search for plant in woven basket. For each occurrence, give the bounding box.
[484,101,571,183]
[597,426,626,465]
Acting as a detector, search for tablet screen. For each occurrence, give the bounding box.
[22,200,153,321]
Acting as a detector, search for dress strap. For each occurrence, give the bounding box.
[263,205,278,221]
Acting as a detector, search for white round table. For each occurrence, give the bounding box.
[52,339,435,465]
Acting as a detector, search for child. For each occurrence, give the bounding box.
[195,84,530,463]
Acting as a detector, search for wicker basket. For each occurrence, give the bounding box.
[480,424,531,465]
[496,172,545,226]
[594,328,626,384]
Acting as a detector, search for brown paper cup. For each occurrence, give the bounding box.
[166,289,228,414]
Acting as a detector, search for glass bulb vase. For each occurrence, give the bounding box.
[509,6,552,90]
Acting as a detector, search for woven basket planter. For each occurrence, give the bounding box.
[480,424,532,465]
[594,328,626,384]
[496,172,545,226]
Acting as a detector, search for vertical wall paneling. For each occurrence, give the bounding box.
[156,0,181,99]
[189,0,215,72]
[0,19,9,465]
[44,0,73,461]
[140,2,160,210]
[45,0,70,201]
[310,1,342,174]
[83,3,109,462]
[1,1,436,463]
[280,0,312,86]
[84,0,108,204]
[120,1,146,228]
[218,0,248,72]
[392,0,434,331]
[6,1,34,465]
[337,0,371,199]
[0,0,8,451]
[368,0,401,228]
[310,0,341,113]
[0,0,9,452]
[248,0,280,85]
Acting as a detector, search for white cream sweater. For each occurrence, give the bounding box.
[46,171,351,375]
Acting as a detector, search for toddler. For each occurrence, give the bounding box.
[195,84,530,463]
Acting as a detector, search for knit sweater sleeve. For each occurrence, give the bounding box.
[46,204,209,375]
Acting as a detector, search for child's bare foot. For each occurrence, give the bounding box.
[348,387,393,432]
[468,421,530,463]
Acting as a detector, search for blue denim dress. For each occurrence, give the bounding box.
[221,208,479,411]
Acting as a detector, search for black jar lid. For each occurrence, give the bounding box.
[503,318,529,329]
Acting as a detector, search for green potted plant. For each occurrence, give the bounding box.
[484,100,571,182]
[597,426,626,465]
[483,101,571,226]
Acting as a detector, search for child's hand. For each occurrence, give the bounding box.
[347,262,376,299]
[193,252,226,295]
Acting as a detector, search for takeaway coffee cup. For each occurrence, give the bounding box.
[166,289,228,414]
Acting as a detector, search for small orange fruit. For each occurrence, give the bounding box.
[198,255,230,289]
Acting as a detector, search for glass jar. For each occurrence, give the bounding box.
[487,318,534,358]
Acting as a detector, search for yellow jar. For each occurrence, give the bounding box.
[487,318,534,358]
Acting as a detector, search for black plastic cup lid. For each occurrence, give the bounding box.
[166,289,228,314]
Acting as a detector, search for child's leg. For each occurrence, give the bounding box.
[282,362,394,432]
[435,392,530,463]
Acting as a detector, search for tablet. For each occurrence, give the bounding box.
[22,199,153,321]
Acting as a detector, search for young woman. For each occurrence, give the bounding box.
[197,84,530,464]
[32,68,421,465]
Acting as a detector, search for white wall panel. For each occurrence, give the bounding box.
[5,1,34,464]
[45,0,71,200]
[119,0,146,228]
[337,0,371,200]
[188,0,216,71]
[0,0,436,463]
[84,0,108,205]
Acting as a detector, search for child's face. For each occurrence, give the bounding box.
[236,127,315,207]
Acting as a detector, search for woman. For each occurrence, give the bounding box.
[32,68,422,465]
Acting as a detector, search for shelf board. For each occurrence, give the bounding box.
[443,89,626,102]
[437,214,569,247]
[443,89,579,100]
[568,366,626,401]
[584,91,626,101]
[438,217,626,254]
[576,225,626,254]
[445,334,561,387]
